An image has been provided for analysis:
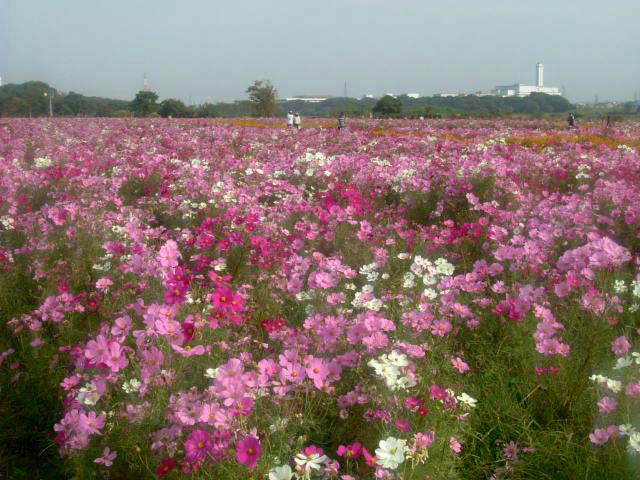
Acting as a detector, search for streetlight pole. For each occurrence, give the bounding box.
[43,91,53,117]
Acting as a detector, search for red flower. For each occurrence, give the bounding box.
[156,458,177,476]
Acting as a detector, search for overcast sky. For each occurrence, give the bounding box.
[1,0,639,103]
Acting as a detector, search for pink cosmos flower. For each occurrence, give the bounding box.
[111,315,132,337]
[211,287,234,309]
[503,441,519,462]
[85,334,110,365]
[589,428,610,445]
[362,447,377,467]
[236,435,262,468]
[431,319,452,337]
[311,271,338,289]
[414,431,435,449]
[337,442,362,458]
[305,357,329,389]
[171,344,206,357]
[327,292,346,304]
[185,430,213,462]
[80,411,105,435]
[451,357,470,374]
[280,362,306,383]
[626,383,640,397]
[158,240,181,270]
[395,419,411,432]
[405,396,422,409]
[449,437,462,453]
[231,397,254,416]
[94,447,117,467]
[105,342,128,372]
[95,276,113,290]
[597,396,617,413]
[611,336,631,356]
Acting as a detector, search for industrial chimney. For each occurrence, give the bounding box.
[536,63,544,87]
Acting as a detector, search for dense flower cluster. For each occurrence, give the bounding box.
[1,118,639,478]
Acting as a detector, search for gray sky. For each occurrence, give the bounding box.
[1,0,639,103]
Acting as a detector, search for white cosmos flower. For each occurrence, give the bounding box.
[613,280,627,293]
[435,258,455,276]
[422,273,437,286]
[294,452,327,471]
[387,350,409,367]
[457,392,477,408]
[375,437,408,470]
[122,378,142,394]
[268,464,293,480]
[403,272,416,288]
[613,356,633,370]
[606,379,622,393]
[619,424,638,436]
[628,433,640,454]
[423,288,438,300]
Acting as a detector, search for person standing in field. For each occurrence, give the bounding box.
[287,111,294,128]
[337,112,346,130]
[294,112,301,130]
[567,113,575,129]
[605,115,612,128]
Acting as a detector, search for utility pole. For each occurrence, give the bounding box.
[44,91,53,117]
[343,81,348,98]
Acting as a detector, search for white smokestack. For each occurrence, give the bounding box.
[536,63,544,87]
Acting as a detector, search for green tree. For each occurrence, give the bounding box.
[0,96,29,116]
[158,98,192,118]
[196,103,219,118]
[372,95,402,116]
[246,80,278,117]
[130,90,159,117]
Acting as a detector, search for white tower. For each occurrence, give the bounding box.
[143,73,150,92]
[536,63,544,87]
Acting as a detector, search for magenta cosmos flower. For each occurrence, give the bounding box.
[236,435,262,468]
[185,430,213,462]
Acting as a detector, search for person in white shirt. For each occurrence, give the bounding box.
[294,112,301,129]
[287,111,294,128]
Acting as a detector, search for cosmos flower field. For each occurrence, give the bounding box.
[1,118,639,479]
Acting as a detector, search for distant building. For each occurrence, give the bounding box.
[434,92,493,98]
[361,94,375,99]
[405,93,421,99]
[384,93,397,98]
[492,63,561,97]
[284,95,333,103]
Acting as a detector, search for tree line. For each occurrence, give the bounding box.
[0,79,587,119]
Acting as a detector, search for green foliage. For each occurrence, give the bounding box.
[0,81,53,116]
[111,109,134,118]
[0,95,29,116]
[373,95,402,117]
[0,82,131,117]
[246,80,278,117]
[130,90,160,117]
[196,102,219,118]
[118,170,164,206]
[158,98,194,118]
